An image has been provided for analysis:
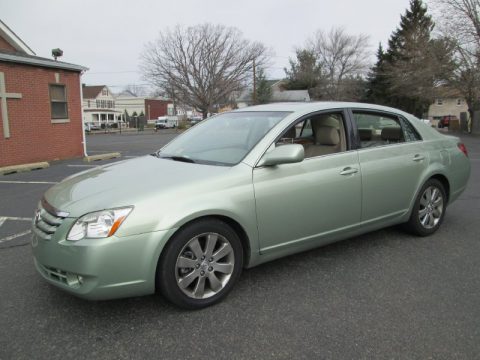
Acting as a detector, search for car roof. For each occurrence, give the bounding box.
[232,101,415,118]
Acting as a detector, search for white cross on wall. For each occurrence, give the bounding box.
[0,72,22,139]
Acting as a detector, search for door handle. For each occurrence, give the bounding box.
[340,167,358,176]
[413,154,425,162]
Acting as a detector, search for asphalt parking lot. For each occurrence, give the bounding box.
[1,130,479,359]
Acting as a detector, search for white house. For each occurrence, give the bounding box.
[114,94,146,117]
[428,96,468,123]
[82,85,122,125]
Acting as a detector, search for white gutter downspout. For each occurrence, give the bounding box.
[79,71,88,157]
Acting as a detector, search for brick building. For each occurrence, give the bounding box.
[0,20,87,167]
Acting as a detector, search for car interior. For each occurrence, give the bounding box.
[354,112,406,148]
[277,113,346,158]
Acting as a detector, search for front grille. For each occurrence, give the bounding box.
[32,199,67,240]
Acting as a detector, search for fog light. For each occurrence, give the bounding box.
[66,273,82,288]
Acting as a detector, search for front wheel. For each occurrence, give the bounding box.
[157,219,243,309]
[405,179,446,236]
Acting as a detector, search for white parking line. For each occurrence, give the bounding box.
[0,230,32,244]
[88,150,122,153]
[0,181,58,184]
[0,217,6,228]
[67,164,99,167]
[0,216,32,221]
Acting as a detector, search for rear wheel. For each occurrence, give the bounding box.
[157,219,243,309]
[405,179,446,236]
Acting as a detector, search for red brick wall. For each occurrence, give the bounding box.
[0,37,16,52]
[0,62,84,167]
[145,99,171,120]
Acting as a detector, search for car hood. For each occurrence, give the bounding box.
[44,155,235,217]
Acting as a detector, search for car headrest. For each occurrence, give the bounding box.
[317,126,339,146]
[358,128,373,141]
[381,127,402,141]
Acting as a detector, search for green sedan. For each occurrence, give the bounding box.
[32,102,471,309]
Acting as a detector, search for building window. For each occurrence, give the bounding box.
[436,98,443,105]
[49,84,68,119]
[457,99,462,106]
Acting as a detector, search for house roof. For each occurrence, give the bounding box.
[236,88,310,104]
[0,19,35,55]
[82,85,106,99]
[0,49,88,72]
[271,90,310,102]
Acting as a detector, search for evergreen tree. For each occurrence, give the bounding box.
[252,67,272,105]
[366,0,455,116]
[364,43,390,104]
[284,49,322,92]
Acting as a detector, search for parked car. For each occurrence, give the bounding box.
[32,102,470,309]
[438,115,458,128]
[84,122,100,131]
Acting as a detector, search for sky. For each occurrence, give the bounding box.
[1,0,413,94]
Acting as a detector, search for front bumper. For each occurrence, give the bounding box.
[32,225,176,300]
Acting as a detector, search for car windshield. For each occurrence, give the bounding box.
[158,111,290,166]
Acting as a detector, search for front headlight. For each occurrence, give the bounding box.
[67,207,133,241]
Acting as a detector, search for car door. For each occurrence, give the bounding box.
[252,111,362,255]
[351,109,427,224]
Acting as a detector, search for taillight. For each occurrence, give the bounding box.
[458,143,468,157]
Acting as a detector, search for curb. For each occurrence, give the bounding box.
[83,152,121,162]
[0,162,49,175]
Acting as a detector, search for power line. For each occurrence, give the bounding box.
[84,70,139,75]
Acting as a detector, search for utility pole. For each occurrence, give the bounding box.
[252,59,257,105]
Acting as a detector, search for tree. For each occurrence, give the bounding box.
[140,23,269,118]
[309,27,371,100]
[252,67,272,104]
[430,0,480,129]
[122,84,148,97]
[139,110,145,117]
[284,49,322,92]
[365,43,391,104]
[366,0,455,116]
[383,0,455,116]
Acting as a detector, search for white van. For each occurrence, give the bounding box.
[155,116,177,129]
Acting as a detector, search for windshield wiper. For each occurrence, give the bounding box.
[161,155,196,163]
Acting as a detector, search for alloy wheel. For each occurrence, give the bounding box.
[175,232,235,299]
[418,185,444,229]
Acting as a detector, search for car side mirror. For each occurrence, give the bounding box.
[257,144,305,167]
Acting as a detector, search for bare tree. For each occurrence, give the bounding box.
[308,27,370,100]
[430,0,480,128]
[434,0,480,49]
[140,24,269,118]
[122,84,149,97]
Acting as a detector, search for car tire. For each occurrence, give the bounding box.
[156,219,243,309]
[404,179,446,236]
